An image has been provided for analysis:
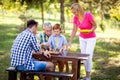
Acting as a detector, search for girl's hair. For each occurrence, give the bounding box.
[53,24,62,32]
[71,3,84,14]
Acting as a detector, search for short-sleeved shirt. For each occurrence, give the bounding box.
[39,32,49,50]
[73,12,96,38]
[39,32,48,44]
[48,34,67,51]
[11,29,40,70]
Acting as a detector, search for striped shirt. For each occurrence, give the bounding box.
[39,32,48,44]
[11,29,40,70]
[39,32,49,50]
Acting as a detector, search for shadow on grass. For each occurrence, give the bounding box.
[0,24,18,52]
[0,23,18,80]
[92,38,120,80]
[0,51,10,80]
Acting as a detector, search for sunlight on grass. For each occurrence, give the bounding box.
[34,76,39,80]
[0,17,22,25]
[6,32,17,36]
[80,65,86,77]
[108,56,120,67]
[97,28,120,39]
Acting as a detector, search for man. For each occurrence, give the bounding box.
[39,22,52,50]
[10,19,54,72]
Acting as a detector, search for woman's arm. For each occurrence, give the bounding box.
[69,24,78,44]
[91,20,97,31]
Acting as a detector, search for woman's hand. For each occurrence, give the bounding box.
[67,42,72,49]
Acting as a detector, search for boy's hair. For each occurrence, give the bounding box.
[53,24,62,32]
[43,22,52,28]
[27,19,38,28]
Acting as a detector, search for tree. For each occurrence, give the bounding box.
[60,0,65,32]
[110,1,120,21]
[91,0,119,31]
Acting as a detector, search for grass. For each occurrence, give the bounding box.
[0,14,120,80]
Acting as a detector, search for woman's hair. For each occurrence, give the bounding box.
[71,3,84,14]
[53,24,62,32]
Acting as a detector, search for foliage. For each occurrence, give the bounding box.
[110,2,120,21]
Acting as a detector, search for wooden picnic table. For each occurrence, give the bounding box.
[33,52,89,80]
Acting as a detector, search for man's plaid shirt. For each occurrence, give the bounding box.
[11,29,40,70]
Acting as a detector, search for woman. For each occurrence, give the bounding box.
[68,3,97,80]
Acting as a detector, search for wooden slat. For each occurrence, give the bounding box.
[6,67,73,78]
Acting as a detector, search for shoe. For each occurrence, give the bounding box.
[82,77,91,80]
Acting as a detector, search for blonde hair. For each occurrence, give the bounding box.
[71,3,84,15]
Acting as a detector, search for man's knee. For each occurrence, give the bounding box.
[46,62,54,71]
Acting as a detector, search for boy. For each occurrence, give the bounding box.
[48,23,69,72]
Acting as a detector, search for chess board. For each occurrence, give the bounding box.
[48,50,59,55]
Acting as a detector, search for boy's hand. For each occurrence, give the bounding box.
[59,48,64,54]
[65,43,71,50]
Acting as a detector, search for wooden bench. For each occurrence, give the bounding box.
[6,67,73,80]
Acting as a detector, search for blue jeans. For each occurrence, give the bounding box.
[16,59,46,71]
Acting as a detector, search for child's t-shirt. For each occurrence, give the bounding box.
[73,12,96,38]
[48,34,67,51]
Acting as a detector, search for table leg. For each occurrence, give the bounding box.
[72,60,78,80]
[77,60,81,79]
[20,72,27,80]
[8,71,17,80]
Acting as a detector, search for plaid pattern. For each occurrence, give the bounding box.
[11,29,40,70]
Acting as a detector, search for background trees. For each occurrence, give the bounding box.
[0,0,120,80]
[0,0,120,31]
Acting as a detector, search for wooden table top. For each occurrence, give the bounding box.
[33,52,89,61]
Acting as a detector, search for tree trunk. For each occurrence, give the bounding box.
[60,0,65,33]
[88,0,92,12]
[100,0,104,31]
[75,0,79,3]
[40,1,44,26]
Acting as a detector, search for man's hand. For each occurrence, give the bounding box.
[41,42,50,47]
[43,51,51,58]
